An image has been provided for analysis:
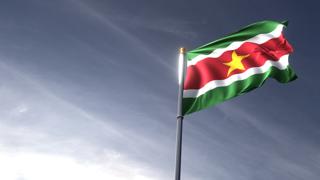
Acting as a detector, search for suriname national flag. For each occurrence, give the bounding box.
[182,20,297,115]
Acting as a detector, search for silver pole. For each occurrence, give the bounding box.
[175,47,186,180]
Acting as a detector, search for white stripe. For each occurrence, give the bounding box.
[183,54,289,98]
[187,24,284,66]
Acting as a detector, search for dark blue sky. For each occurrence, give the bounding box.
[0,0,319,179]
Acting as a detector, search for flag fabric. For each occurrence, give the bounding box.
[182,20,297,115]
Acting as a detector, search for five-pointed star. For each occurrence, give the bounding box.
[224,51,250,76]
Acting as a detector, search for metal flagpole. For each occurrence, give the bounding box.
[175,47,186,180]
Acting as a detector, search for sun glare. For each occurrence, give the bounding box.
[178,53,184,85]
[0,151,154,180]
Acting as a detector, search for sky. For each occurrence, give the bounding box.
[0,0,319,179]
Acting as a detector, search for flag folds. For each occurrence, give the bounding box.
[182,20,297,115]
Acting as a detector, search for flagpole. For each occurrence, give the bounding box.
[175,47,186,180]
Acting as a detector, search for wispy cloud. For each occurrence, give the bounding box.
[108,14,199,39]
[70,0,174,71]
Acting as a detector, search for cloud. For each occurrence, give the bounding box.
[0,60,170,179]
[0,148,157,180]
[108,14,199,39]
[70,0,174,71]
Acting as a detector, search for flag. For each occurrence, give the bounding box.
[182,20,297,115]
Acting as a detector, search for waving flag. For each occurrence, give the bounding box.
[182,20,297,115]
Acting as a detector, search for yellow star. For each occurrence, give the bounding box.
[224,51,250,76]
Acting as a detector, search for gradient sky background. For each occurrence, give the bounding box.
[0,0,319,179]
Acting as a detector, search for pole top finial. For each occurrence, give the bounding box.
[179,47,186,54]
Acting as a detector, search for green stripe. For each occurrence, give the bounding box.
[182,66,297,115]
[187,20,287,60]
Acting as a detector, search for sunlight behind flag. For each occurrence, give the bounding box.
[178,48,185,85]
[178,53,184,84]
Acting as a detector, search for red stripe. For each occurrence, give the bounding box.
[184,34,293,90]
